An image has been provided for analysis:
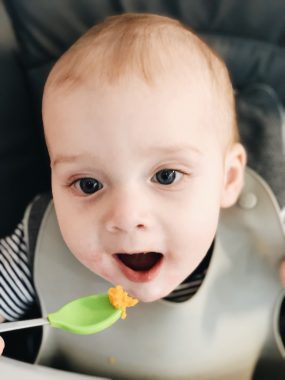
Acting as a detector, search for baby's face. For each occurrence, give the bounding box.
[44,75,229,302]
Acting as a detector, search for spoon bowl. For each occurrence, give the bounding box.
[48,294,122,334]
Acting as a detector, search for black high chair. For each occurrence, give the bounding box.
[0,1,285,379]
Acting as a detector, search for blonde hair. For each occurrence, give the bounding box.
[45,13,239,144]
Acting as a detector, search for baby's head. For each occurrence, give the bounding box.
[42,13,246,302]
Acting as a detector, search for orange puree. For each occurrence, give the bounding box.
[108,285,139,319]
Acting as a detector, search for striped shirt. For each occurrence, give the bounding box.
[0,221,210,321]
[0,222,35,321]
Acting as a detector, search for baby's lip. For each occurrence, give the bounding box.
[113,252,163,283]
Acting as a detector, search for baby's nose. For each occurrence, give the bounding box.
[103,191,149,233]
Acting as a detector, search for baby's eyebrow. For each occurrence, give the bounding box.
[51,154,96,167]
[51,145,203,168]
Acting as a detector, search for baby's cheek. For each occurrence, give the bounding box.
[59,226,95,261]
[65,232,110,275]
[69,243,106,275]
[63,218,91,245]
[78,252,116,284]
[72,238,101,263]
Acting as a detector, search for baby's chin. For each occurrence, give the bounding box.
[134,293,161,303]
[124,283,175,303]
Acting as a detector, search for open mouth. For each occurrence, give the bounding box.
[114,252,163,282]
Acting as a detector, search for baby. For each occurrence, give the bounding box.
[1,12,285,379]
[43,12,246,303]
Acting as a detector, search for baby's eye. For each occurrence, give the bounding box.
[152,169,182,185]
[74,177,103,195]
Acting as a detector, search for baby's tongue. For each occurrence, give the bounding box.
[117,252,162,271]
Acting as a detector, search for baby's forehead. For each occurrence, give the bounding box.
[43,14,236,147]
[45,40,219,126]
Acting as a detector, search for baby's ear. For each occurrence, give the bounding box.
[220,143,247,208]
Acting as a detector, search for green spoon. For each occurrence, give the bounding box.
[0,294,122,335]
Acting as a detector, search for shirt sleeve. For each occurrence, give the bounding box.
[0,221,36,321]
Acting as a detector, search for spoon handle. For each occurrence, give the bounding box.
[0,318,49,333]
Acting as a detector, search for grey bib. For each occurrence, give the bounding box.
[29,168,285,379]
